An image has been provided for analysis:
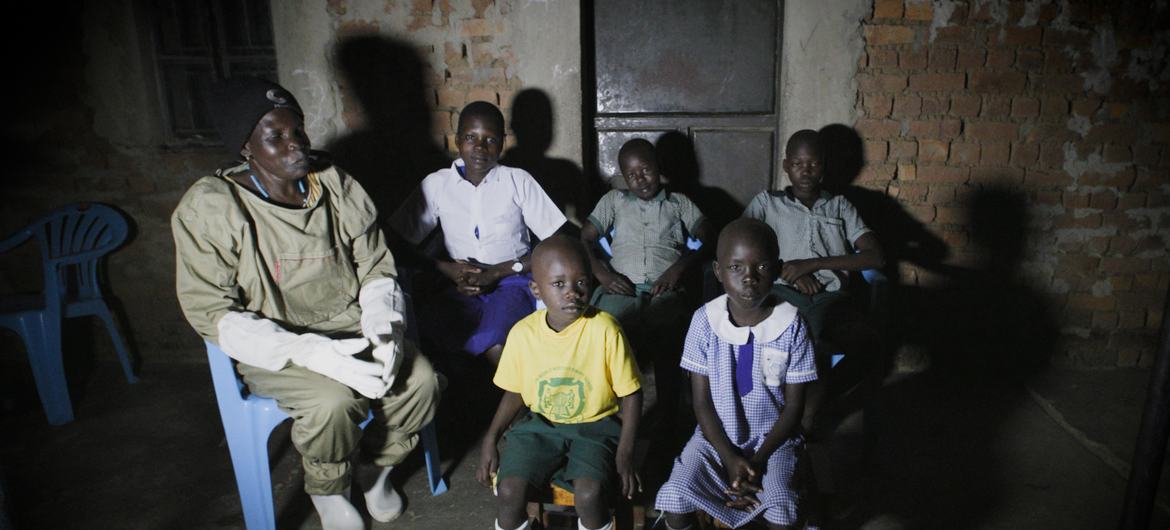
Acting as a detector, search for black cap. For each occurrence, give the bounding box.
[208,77,304,159]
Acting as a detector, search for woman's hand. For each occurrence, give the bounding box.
[596,268,636,296]
[476,436,500,488]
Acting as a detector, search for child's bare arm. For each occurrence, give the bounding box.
[477,391,527,487]
[650,218,717,296]
[748,382,807,472]
[581,222,636,295]
[692,374,756,489]
[616,390,643,499]
[780,232,884,283]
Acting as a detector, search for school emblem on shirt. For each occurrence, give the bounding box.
[536,377,586,421]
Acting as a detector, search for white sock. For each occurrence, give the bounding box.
[495,519,530,530]
[579,518,613,530]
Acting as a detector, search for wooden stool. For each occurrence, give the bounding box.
[526,483,646,530]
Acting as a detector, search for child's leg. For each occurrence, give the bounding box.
[663,511,696,529]
[495,476,532,529]
[571,478,608,529]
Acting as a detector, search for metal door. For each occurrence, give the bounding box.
[589,0,782,226]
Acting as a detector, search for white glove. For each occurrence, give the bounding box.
[359,278,407,384]
[218,311,389,399]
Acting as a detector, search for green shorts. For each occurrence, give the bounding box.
[498,412,621,493]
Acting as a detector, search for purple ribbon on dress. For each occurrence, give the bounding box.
[736,332,754,397]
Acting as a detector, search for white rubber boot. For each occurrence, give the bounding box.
[363,466,404,523]
[309,487,364,530]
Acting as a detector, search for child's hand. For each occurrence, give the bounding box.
[476,437,499,488]
[792,274,823,295]
[615,446,642,499]
[780,259,817,283]
[597,268,636,296]
[650,263,685,296]
[721,453,758,495]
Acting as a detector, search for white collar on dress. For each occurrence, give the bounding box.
[703,294,798,345]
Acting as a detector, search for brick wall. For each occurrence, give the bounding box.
[856,0,1170,367]
[324,0,525,155]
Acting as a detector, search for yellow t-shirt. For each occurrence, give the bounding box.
[493,308,642,424]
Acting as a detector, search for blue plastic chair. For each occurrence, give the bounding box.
[0,203,137,425]
[204,301,448,529]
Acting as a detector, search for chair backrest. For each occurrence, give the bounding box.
[26,204,129,301]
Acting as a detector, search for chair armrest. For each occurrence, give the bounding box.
[0,228,31,254]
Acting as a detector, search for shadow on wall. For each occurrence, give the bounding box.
[326,35,451,222]
[654,130,744,230]
[500,89,595,226]
[815,126,1060,528]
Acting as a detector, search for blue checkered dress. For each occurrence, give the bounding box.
[655,295,817,527]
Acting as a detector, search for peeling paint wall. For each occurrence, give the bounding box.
[857,0,1170,367]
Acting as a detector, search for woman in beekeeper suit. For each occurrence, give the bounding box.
[172,77,439,529]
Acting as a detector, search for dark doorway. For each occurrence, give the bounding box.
[589,0,782,214]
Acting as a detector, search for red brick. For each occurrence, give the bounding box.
[1090,192,1118,210]
[970,71,1027,93]
[986,47,1016,69]
[906,204,936,222]
[1033,73,1086,93]
[981,142,1010,165]
[862,93,894,118]
[1105,102,1129,119]
[1134,145,1160,166]
[897,163,917,181]
[966,121,1019,142]
[865,140,889,162]
[927,185,955,203]
[865,24,916,45]
[855,118,902,138]
[1119,310,1147,329]
[1002,26,1043,47]
[1011,142,1040,167]
[928,46,957,70]
[919,139,949,162]
[905,0,933,20]
[435,88,466,108]
[1117,192,1147,210]
[1135,273,1163,289]
[467,88,498,105]
[1062,192,1091,209]
[1038,142,1066,168]
[1071,98,1101,118]
[1103,144,1132,163]
[859,163,896,181]
[1025,123,1079,144]
[1041,96,1069,118]
[949,94,982,117]
[950,142,980,165]
[1011,97,1041,118]
[934,26,974,44]
[981,96,1011,119]
[1024,169,1070,186]
[1043,46,1074,73]
[1080,167,1137,189]
[918,165,969,183]
[1036,190,1062,205]
[889,140,918,159]
[1068,294,1116,311]
[900,49,928,70]
[1044,29,1085,48]
[868,47,899,68]
[892,94,923,118]
[1104,258,1152,274]
[1092,311,1119,329]
[1016,49,1044,70]
[936,205,968,224]
[956,48,986,69]
[940,119,962,137]
[971,166,1024,183]
[921,95,948,115]
[460,18,504,37]
[909,73,966,91]
[873,0,903,19]
[1086,124,1138,145]
[859,73,909,93]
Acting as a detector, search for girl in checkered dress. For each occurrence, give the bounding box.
[655,219,817,530]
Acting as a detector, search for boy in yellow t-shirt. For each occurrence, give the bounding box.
[477,235,643,530]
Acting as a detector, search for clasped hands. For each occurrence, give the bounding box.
[596,264,684,297]
[721,452,765,511]
[780,259,824,295]
[440,260,504,296]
